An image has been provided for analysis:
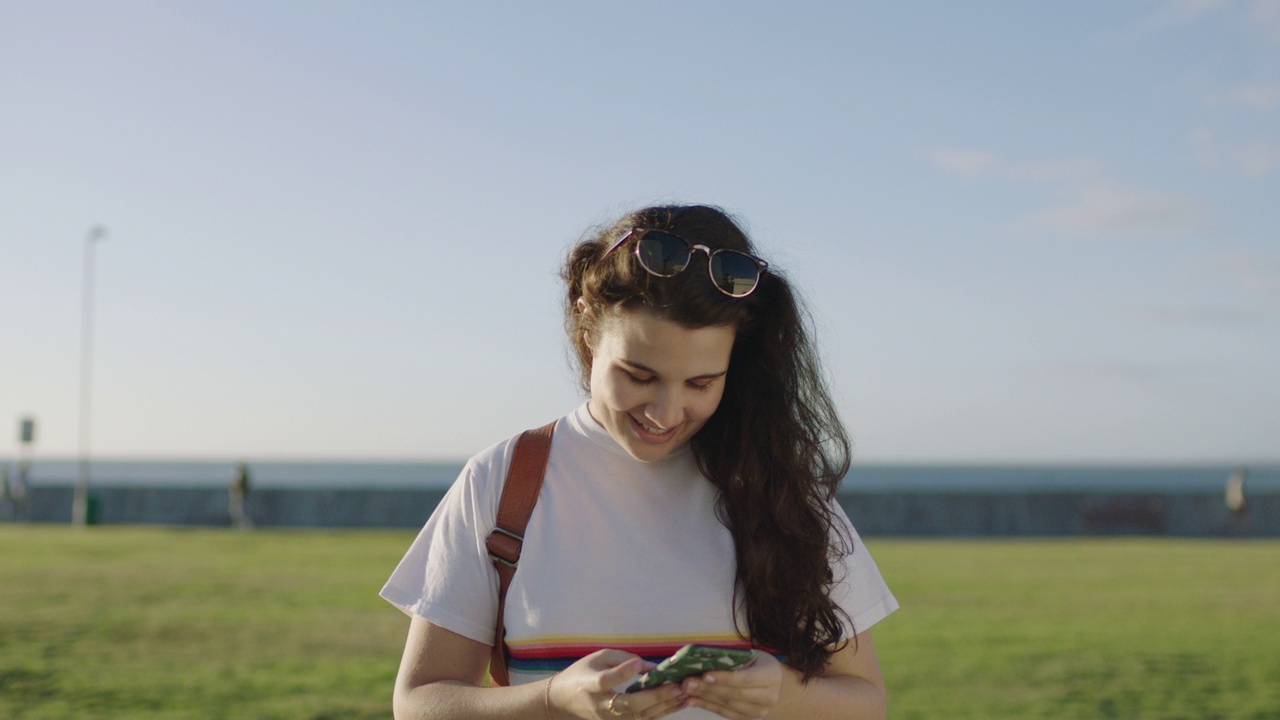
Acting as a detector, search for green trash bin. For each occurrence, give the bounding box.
[86,494,102,525]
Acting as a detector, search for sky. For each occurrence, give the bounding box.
[1,0,1277,464]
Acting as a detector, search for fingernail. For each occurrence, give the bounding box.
[703,674,717,684]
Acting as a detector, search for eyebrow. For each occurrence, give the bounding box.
[620,359,728,381]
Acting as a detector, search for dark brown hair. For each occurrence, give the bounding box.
[562,204,854,680]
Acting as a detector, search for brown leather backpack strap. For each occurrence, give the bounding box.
[485,421,556,686]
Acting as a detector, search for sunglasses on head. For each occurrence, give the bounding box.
[602,228,769,298]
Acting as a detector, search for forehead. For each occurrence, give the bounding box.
[596,310,735,374]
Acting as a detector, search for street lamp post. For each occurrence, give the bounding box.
[72,225,107,527]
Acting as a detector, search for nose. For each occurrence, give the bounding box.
[644,386,684,430]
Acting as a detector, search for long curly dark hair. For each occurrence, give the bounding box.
[562,204,854,680]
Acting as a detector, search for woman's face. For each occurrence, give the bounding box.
[585,309,736,463]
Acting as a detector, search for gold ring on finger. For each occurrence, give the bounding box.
[608,693,626,717]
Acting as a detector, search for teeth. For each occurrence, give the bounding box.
[638,420,668,434]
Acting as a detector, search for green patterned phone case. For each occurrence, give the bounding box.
[625,644,756,693]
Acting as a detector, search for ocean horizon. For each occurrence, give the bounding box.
[3,458,1277,494]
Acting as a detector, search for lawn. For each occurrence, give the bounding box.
[869,539,1280,719]
[1,526,1276,719]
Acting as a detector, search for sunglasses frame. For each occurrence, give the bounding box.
[602,228,769,298]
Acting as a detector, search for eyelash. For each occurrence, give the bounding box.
[624,372,713,392]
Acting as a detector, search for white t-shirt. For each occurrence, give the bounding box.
[382,403,898,706]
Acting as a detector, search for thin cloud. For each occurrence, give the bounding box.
[999,158,1107,184]
[1023,183,1211,237]
[1190,127,1221,170]
[929,148,999,177]
[1133,305,1260,326]
[930,149,1102,183]
[1164,251,1280,318]
[1178,0,1235,18]
[1212,252,1280,306]
[933,148,1211,237]
[1221,83,1280,113]
[1150,0,1234,25]
[1252,0,1280,43]
[1188,128,1280,178]
[1230,139,1280,177]
[1148,0,1280,44]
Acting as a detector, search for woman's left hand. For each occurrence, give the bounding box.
[677,651,784,720]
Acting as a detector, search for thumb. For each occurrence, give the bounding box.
[593,656,648,692]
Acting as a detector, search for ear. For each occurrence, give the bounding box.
[575,297,595,351]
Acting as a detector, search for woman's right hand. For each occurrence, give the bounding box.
[549,650,689,720]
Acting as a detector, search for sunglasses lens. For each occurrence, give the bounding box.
[709,251,762,297]
[635,232,691,277]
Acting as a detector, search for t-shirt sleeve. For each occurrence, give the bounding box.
[379,451,508,646]
[829,503,899,636]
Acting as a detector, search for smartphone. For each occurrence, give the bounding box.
[625,644,756,693]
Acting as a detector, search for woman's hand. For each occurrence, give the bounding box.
[549,650,689,720]
[677,651,784,720]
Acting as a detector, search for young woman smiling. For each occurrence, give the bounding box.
[382,205,897,720]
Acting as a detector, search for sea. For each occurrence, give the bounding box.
[4,458,1278,494]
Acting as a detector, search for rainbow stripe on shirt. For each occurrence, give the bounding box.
[506,634,768,674]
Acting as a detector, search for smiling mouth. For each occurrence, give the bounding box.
[629,415,678,443]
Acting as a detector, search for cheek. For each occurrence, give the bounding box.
[590,368,638,409]
[587,359,611,395]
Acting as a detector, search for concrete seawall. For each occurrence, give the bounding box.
[5,485,1276,536]
[839,492,1276,537]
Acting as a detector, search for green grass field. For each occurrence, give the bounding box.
[1,526,1276,719]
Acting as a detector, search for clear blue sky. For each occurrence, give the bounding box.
[2,1,1277,463]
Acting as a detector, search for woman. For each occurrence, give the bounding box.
[382,205,898,719]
